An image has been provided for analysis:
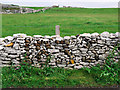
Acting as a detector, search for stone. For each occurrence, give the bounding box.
[80,33,91,37]
[82,57,86,62]
[97,49,105,54]
[67,64,75,67]
[100,32,110,38]
[13,43,19,49]
[91,33,99,37]
[71,36,76,39]
[97,40,103,44]
[44,35,51,39]
[49,63,56,66]
[80,48,88,53]
[65,40,70,45]
[56,37,63,41]
[16,40,25,43]
[99,54,106,60]
[74,65,83,69]
[0,46,4,50]
[43,39,49,42]
[2,61,10,64]
[13,33,27,38]
[9,55,19,58]
[64,36,70,40]
[5,36,13,41]
[115,32,120,37]
[57,64,66,67]
[48,49,59,53]
[12,59,20,64]
[110,33,116,39]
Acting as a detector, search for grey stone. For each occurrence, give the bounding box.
[80,48,88,53]
[91,33,99,37]
[57,64,66,67]
[48,49,59,53]
[99,54,106,60]
[74,65,83,69]
[64,36,70,40]
[0,46,4,50]
[80,33,91,37]
[101,32,110,38]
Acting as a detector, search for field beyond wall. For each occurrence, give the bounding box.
[2,8,118,37]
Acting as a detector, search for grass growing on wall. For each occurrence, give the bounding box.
[2,45,120,88]
[2,8,118,37]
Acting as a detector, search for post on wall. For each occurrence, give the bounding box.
[55,25,60,37]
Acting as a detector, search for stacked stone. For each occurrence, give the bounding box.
[0,32,119,69]
[0,34,26,66]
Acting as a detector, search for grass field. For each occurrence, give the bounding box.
[2,8,118,37]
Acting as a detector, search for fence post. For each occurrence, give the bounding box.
[55,25,60,37]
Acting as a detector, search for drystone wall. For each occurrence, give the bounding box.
[0,32,120,69]
[1,3,54,14]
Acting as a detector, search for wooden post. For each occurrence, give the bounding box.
[55,25,60,36]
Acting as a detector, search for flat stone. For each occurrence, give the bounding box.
[57,64,66,67]
[74,65,83,69]
[67,64,75,67]
[13,33,27,38]
[48,49,59,53]
[43,39,49,41]
[56,37,63,41]
[33,35,43,38]
[83,62,89,66]
[80,62,85,65]
[5,36,13,41]
[64,36,70,40]
[92,44,97,46]
[2,61,10,64]
[80,33,91,37]
[44,35,51,39]
[71,36,76,39]
[97,40,103,44]
[8,55,19,58]
[17,37,25,40]
[16,40,25,43]
[4,58,11,61]
[49,63,56,66]
[80,48,88,53]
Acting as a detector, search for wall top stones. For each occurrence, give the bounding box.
[0,31,120,47]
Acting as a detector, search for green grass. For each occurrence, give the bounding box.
[2,8,118,37]
[1,66,101,88]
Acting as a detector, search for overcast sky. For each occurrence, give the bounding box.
[0,0,119,8]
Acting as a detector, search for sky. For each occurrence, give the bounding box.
[0,0,120,8]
